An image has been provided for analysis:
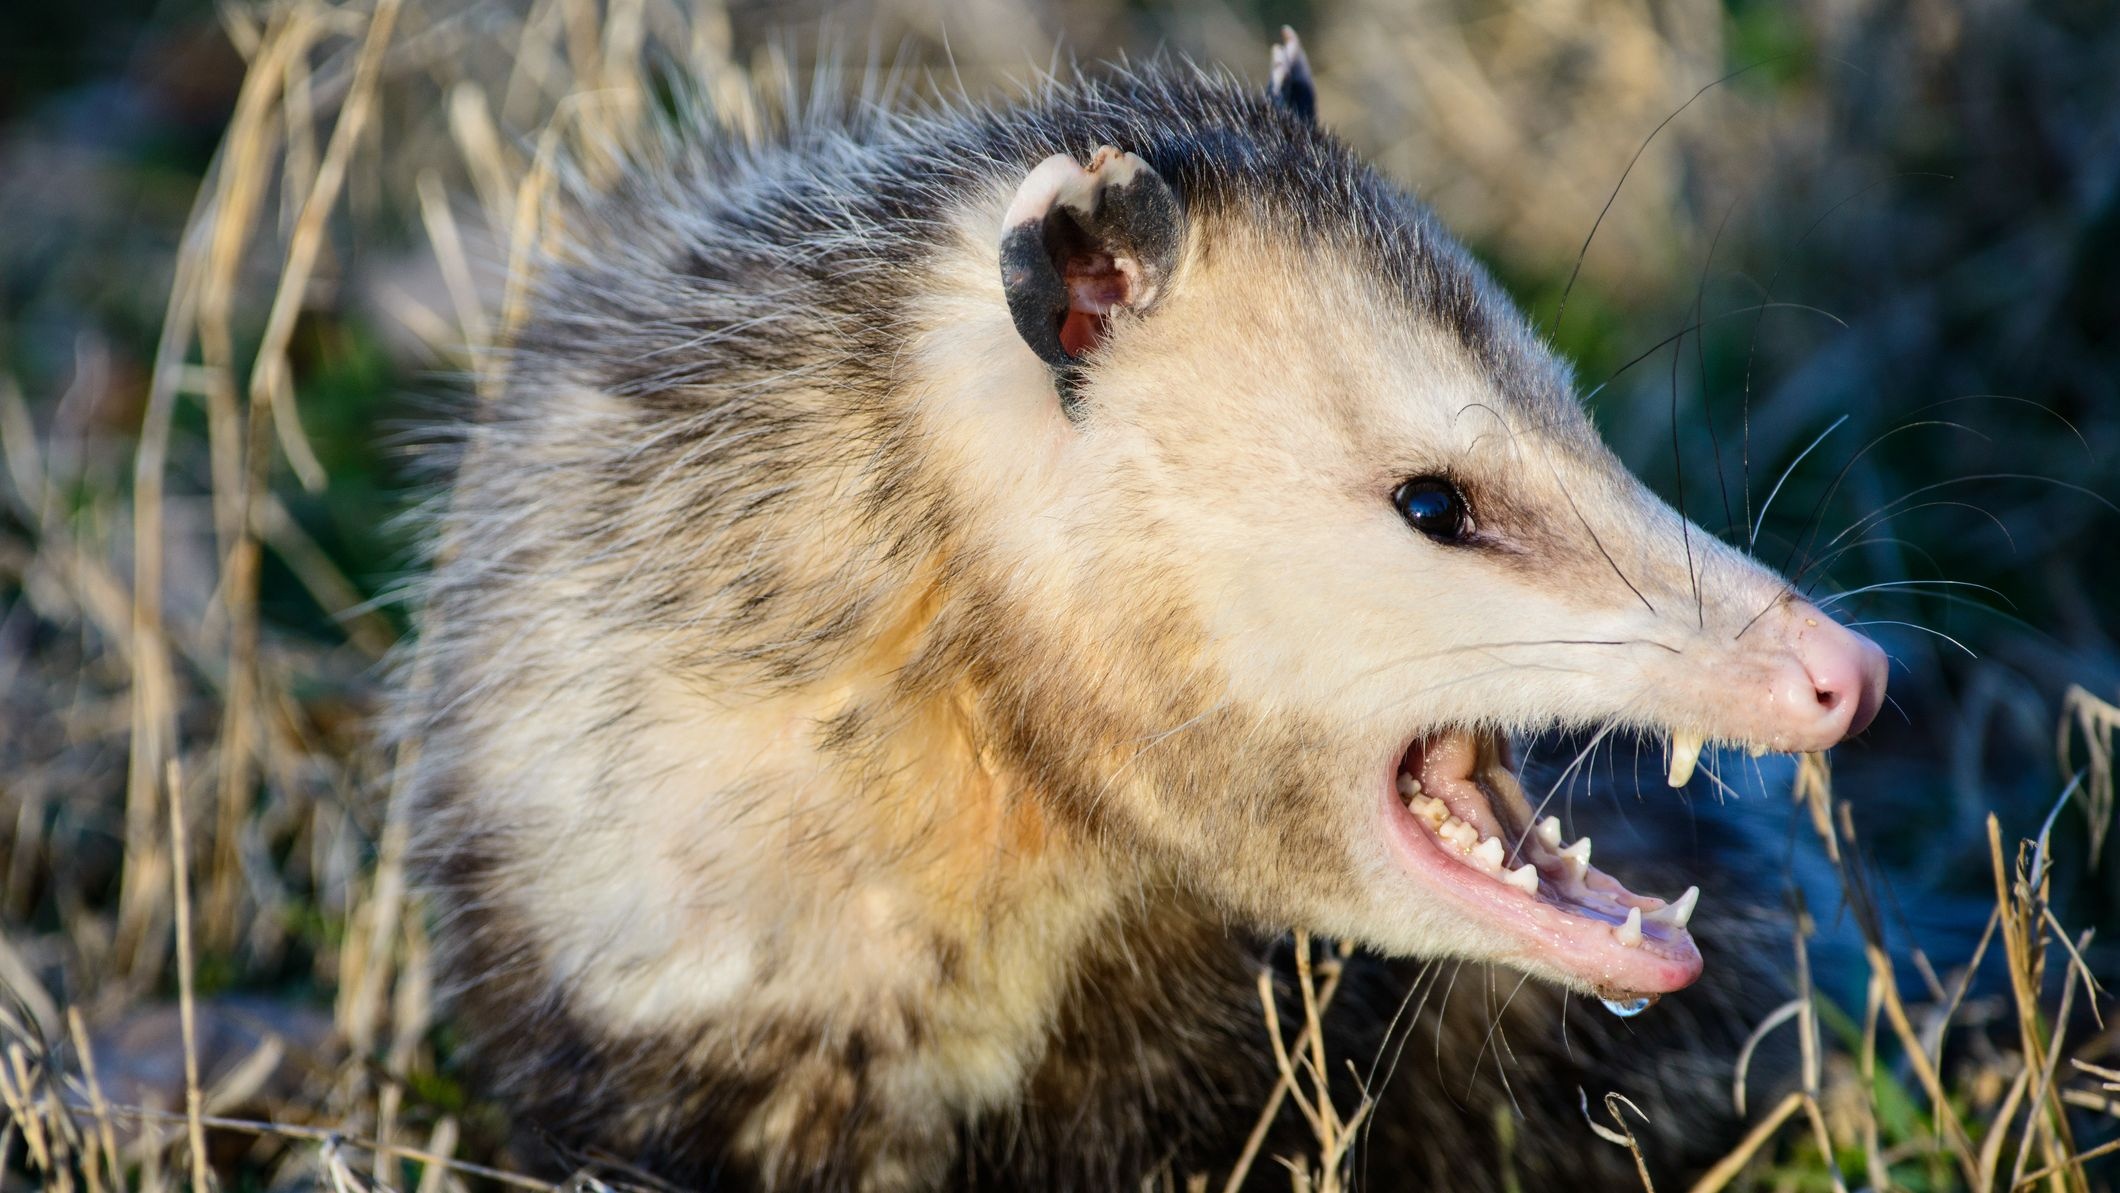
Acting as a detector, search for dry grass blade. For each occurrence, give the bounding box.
[199,6,325,950]
[1688,1091,1805,1193]
[76,1103,557,1191]
[2057,686,2118,860]
[1797,757,1982,1186]
[1234,933,1369,1193]
[1578,1090,1657,1191]
[167,761,208,1193]
[2017,1136,2120,1188]
[1732,997,1802,1116]
[1675,742,2120,1191]
[245,0,402,492]
[1988,817,2089,1192]
[65,1010,124,1193]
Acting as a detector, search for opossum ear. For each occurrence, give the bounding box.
[999,146,1183,404]
[1269,27,1316,124]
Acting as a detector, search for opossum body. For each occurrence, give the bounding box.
[398,32,1886,1191]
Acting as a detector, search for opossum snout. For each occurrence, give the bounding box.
[1766,604,1889,748]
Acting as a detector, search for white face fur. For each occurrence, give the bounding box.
[943,158,1887,1000]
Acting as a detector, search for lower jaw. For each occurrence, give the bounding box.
[1377,733,1703,1000]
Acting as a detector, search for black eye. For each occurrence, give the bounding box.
[1392,476,1471,542]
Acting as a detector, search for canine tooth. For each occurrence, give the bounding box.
[1504,863,1539,894]
[1534,817,1562,849]
[1747,741,1767,759]
[1667,731,1704,788]
[1473,837,1505,869]
[1615,907,1642,948]
[1644,889,1697,930]
[1666,885,1699,928]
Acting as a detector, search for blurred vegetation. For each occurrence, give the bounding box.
[1,0,2118,1188]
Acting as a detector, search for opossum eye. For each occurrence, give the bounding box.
[999,147,1183,400]
[1393,477,1471,543]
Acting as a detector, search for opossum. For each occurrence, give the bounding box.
[395,29,1888,1191]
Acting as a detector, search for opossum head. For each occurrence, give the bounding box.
[932,60,1884,1003]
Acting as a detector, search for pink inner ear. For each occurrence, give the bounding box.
[1058,309,1105,358]
[1060,252,1133,357]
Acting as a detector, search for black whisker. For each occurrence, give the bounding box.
[1464,970,1534,1114]
[1696,196,1742,539]
[1432,961,1467,1086]
[1796,533,1951,597]
[1550,59,1782,334]
[1515,723,1618,866]
[1359,958,1443,1185]
[1882,692,1910,726]
[1825,473,2118,553]
[1750,415,1848,550]
[1812,577,2008,610]
[1737,169,1956,550]
[1580,302,1848,407]
[1670,308,1702,628]
[1551,462,1657,614]
[1697,755,1745,804]
[1779,419,1993,578]
[1843,618,1977,658]
[1731,585,1796,642]
[1914,393,2091,457]
[1813,499,2015,570]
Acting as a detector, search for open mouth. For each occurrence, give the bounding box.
[1380,730,1704,1000]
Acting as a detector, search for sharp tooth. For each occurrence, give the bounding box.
[1534,817,1562,849]
[1666,885,1698,928]
[1558,837,1591,884]
[1473,837,1505,869]
[1747,741,1767,759]
[1504,863,1539,894]
[1667,731,1704,788]
[1397,773,1420,798]
[1615,907,1642,948]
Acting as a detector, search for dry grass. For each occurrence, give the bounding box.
[1,0,2116,1189]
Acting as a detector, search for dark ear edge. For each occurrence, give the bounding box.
[1269,27,1316,124]
[998,147,1183,405]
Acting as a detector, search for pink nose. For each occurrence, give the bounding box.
[1773,604,1888,748]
